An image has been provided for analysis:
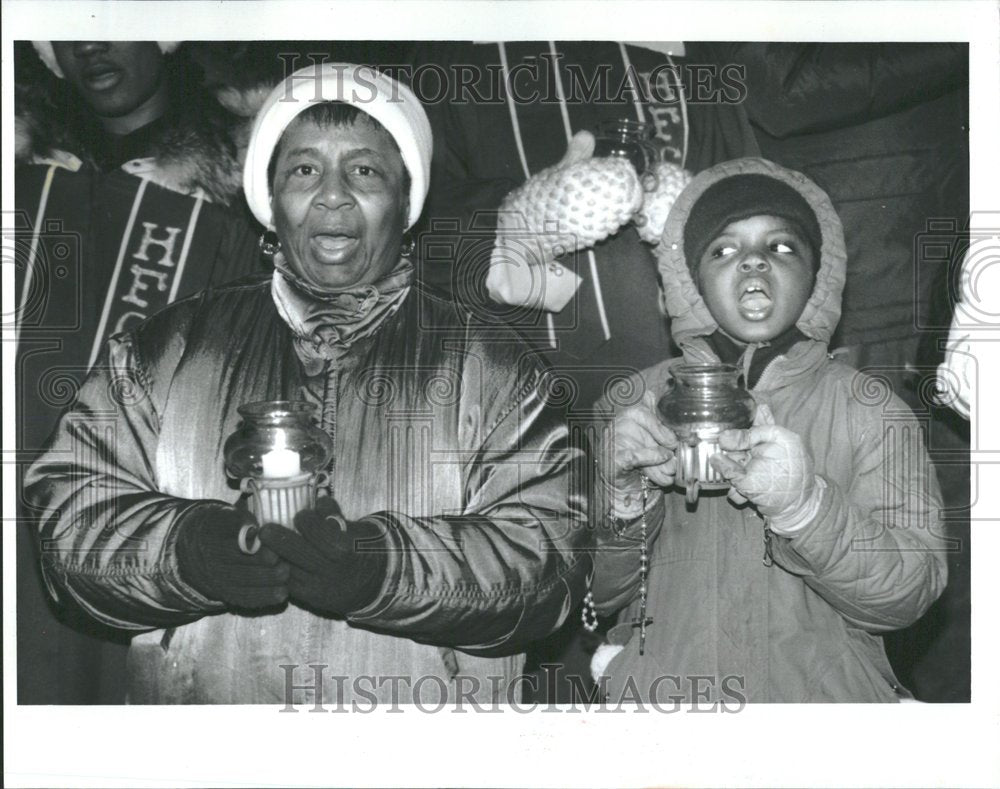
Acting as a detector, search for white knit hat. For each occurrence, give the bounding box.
[32,41,180,80]
[243,63,433,231]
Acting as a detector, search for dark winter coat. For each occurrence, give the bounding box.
[24,280,592,704]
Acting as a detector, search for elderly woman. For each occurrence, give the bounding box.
[25,64,591,705]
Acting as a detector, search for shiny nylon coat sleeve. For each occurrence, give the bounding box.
[587,363,670,616]
[590,496,665,617]
[23,320,225,630]
[348,359,593,655]
[768,393,948,633]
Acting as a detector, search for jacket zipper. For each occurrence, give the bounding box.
[762,525,774,567]
[320,366,339,491]
[745,344,781,568]
[302,364,340,675]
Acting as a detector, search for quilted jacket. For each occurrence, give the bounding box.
[592,158,948,702]
[25,279,592,704]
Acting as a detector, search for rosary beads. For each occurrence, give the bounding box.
[636,473,651,655]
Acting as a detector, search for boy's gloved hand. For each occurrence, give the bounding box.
[175,503,290,610]
[709,404,824,534]
[601,389,678,518]
[258,498,389,617]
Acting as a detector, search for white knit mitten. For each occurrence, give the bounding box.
[633,161,692,245]
[488,130,642,311]
[498,155,643,261]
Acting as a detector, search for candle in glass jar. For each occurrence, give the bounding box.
[261,446,301,478]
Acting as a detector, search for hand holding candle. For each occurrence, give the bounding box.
[259,497,390,617]
[223,401,333,554]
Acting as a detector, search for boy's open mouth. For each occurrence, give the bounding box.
[737,277,772,320]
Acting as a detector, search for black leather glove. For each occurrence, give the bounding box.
[175,503,290,610]
[258,497,389,617]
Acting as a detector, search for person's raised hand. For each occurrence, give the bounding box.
[558,129,596,166]
[488,130,640,311]
[634,162,692,245]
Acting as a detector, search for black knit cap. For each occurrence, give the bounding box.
[683,174,823,275]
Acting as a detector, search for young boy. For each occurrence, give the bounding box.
[591,158,948,703]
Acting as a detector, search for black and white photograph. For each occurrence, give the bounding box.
[4,2,999,787]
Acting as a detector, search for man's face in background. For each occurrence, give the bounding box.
[53,41,165,120]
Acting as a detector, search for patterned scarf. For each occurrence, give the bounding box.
[271,251,414,376]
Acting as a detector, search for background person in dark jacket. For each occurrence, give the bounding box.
[15,40,266,704]
[413,41,757,412]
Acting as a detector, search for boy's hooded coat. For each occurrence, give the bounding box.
[592,158,948,702]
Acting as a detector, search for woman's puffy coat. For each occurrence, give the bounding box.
[25,281,591,704]
[592,158,948,702]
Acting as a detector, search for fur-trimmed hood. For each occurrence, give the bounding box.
[654,157,848,354]
[15,78,272,206]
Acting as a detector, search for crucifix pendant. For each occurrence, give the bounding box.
[632,616,654,655]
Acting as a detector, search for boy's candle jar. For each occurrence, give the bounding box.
[223,401,334,551]
[656,364,756,504]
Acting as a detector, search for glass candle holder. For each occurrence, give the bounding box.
[223,400,334,552]
[656,364,756,504]
[593,118,659,179]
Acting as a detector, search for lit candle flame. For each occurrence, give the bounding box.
[261,429,301,478]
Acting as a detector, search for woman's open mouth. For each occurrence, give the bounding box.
[737,278,773,321]
[309,232,359,263]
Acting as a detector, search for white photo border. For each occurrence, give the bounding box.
[4,2,998,787]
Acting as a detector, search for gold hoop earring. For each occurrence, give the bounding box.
[400,232,415,258]
[259,231,281,257]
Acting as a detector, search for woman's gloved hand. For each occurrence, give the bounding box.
[258,497,389,617]
[487,130,642,312]
[175,503,290,610]
[600,389,678,519]
[709,404,823,535]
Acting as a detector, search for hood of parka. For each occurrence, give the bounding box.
[654,157,847,354]
[14,46,270,205]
